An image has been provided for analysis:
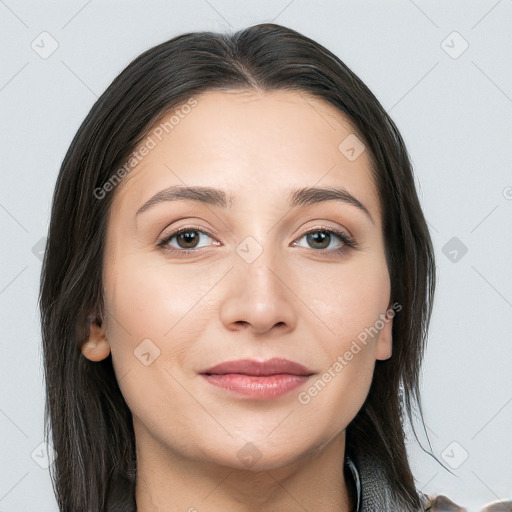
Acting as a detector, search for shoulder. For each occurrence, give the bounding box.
[423,494,465,511]
[424,495,512,511]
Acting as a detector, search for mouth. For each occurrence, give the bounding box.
[200,358,315,400]
[201,357,314,377]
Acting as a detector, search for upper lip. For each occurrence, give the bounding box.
[201,358,315,377]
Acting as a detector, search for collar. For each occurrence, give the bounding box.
[345,456,362,512]
[345,456,361,512]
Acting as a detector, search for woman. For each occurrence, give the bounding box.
[40,22,456,511]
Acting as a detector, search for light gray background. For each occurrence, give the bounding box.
[1,1,511,510]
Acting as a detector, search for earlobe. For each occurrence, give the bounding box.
[375,336,392,361]
[375,308,393,361]
[81,318,111,361]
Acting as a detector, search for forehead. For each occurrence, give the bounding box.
[111,89,381,222]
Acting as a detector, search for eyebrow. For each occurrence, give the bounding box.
[136,185,373,223]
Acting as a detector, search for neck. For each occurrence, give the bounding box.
[134,423,353,512]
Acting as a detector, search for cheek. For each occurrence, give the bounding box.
[102,252,227,383]
[291,253,390,411]
[101,254,216,430]
[293,252,390,348]
[104,253,218,338]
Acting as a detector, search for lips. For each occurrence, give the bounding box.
[201,357,314,377]
[200,358,315,400]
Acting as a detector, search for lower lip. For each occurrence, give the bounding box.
[201,373,310,400]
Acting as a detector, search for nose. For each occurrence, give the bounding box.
[219,248,298,336]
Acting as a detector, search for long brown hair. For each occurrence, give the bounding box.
[40,23,436,511]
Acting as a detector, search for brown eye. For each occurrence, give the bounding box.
[294,228,355,253]
[176,230,200,249]
[158,227,218,253]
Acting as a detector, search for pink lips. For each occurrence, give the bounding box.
[200,358,314,400]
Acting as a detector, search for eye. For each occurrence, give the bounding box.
[157,226,356,257]
[158,227,219,253]
[292,228,356,254]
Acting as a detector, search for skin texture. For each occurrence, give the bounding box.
[82,89,393,512]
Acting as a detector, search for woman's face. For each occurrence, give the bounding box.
[89,89,392,472]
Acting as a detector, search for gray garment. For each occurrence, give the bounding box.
[348,454,429,512]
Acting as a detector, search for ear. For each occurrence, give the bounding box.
[81,317,111,362]
[375,305,394,361]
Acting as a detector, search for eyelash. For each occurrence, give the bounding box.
[157,225,357,257]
